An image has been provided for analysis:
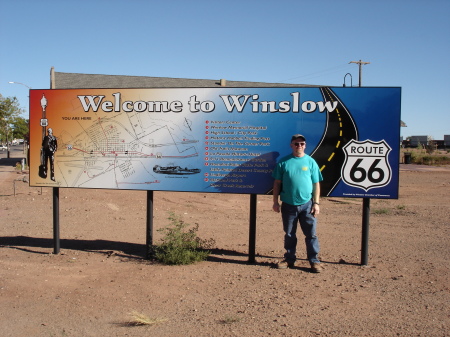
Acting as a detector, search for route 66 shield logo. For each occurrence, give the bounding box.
[341,139,392,191]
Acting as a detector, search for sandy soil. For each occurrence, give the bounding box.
[1,158,449,337]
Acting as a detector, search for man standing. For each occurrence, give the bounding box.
[41,127,57,181]
[272,134,323,273]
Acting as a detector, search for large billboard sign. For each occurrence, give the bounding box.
[29,87,401,198]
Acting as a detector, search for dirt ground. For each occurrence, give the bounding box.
[1,156,449,337]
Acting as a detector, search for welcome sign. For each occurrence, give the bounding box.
[29,87,401,199]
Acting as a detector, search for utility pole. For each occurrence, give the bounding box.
[349,60,370,87]
[349,59,371,265]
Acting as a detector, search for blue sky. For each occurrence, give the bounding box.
[1,0,449,140]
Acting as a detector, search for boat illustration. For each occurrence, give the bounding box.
[153,165,201,175]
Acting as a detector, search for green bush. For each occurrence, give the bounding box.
[15,162,27,170]
[153,212,214,265]
[410,153,450,165]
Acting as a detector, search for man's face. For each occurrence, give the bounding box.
[290,139,306,157]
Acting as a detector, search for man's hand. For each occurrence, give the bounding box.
[272,180,282,213]
[273,202,280,213]
[311,204,320,217]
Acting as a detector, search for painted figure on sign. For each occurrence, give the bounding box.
[41,128,57,181]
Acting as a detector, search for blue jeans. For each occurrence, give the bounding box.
[281,200,320,264]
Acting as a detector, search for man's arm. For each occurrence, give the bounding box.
[272,179,282,213]
[311,182,320,216]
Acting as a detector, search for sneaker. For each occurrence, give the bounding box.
[310,262,322,273]
[277,260,295,269]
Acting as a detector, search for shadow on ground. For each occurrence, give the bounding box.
[0,236,271,265]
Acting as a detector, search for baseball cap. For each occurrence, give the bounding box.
[291,134,306,142]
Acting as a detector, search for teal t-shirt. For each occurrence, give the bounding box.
[272,154,323,205]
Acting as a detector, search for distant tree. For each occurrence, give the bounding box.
[12,117,29,140]
[0,94,25,143]
[426,136,436,154]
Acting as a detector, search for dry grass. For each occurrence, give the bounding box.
[127,311,168,326]
[219,315,242,324]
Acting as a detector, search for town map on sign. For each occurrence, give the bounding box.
[54,111,199,188]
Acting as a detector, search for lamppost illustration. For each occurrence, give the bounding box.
[38,94,57,181]
[40,94,48,140]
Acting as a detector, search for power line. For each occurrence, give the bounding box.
[278,63,354,83]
